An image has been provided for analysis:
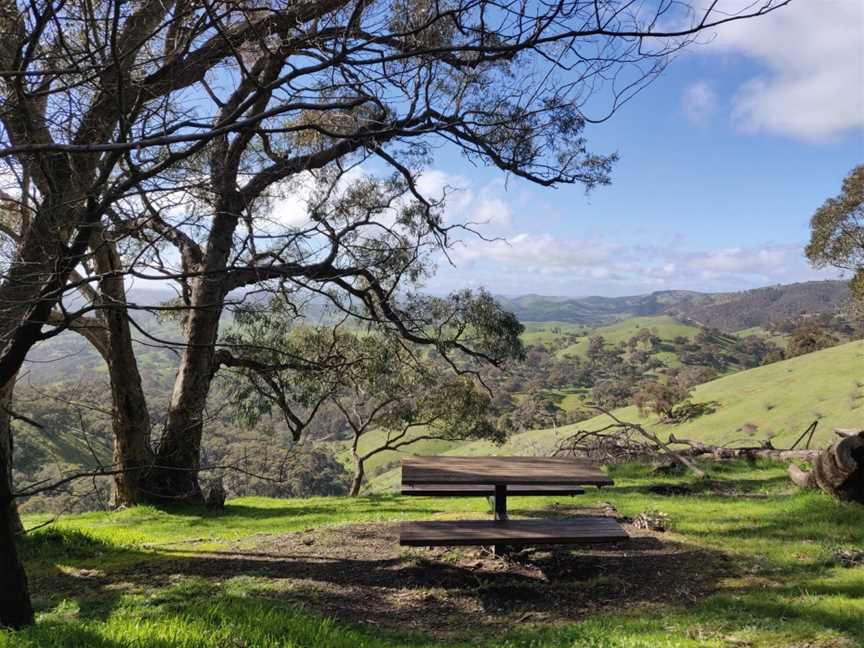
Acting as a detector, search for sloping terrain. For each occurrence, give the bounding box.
[552,315,700,360]
[668,280,850,331]
[497,290,701,325]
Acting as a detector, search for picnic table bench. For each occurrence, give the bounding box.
[399,456,627,553]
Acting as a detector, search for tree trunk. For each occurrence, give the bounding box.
[92,236,154,506]
[0,377,23,534]
[148,197,242,503]
[0,209,75,387]
[0,378,34,629]
[350,455,365,497]
[788,430,864,503]
[149,282,223,502]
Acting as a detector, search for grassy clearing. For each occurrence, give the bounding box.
[8,461,864,647]
[736,326,789,348]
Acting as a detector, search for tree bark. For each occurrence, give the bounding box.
[0,377,23,534]
[350,454,365,497]
[788,430,864,503]
[148,197,242,502]
[92,236,154,506]
[0,378,34,629]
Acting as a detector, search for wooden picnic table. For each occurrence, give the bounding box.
[399,456,625,553]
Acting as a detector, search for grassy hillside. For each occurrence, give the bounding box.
[10,461,864,647]
[337,315,717,479]
[669,280,849,331]
[367,340,864,493]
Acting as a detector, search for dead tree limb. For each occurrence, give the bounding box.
[556,406,706,478]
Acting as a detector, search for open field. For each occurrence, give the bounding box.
[367,340,864,493]
[8,461,863,647]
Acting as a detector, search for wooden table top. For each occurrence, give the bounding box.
[401,456,613,486]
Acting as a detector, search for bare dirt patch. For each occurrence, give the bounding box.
[135,523,725,636]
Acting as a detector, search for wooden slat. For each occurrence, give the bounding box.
[399,517,628,547]
[401,456,613,486]
[401,484,585,497]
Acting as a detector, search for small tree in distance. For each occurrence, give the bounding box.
[633,377,692,421]
[220,296,520,495]
[807,165,864,300]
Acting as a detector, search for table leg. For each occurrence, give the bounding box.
[493,484,508,556]
[493,484,508,521]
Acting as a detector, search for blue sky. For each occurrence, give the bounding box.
[423,0,864,297]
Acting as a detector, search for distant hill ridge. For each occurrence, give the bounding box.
[498,280,850,331]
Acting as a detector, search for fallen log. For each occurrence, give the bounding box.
[667,434,820,462]
[787,429,864,504]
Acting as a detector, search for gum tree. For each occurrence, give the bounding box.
[221,295,520,495]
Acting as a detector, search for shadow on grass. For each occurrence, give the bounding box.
[145,494,445,523]
[601,475,793,498]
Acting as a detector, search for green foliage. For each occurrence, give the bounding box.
[807,164,864,300]
[368,339,864,492]
[220,294,520,492]
[632,377,691,419]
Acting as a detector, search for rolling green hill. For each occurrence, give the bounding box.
[497,290,701,325]
[519,321,587,346]
[365,339,864,492]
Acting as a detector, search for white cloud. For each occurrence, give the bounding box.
[433,235,842,296]
[416,170,513,229]
[451,233,622,269]
[269,176,315,228]
[706,0,864,141]
[682,81,718,125]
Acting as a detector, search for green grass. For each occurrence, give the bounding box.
[8,461,864,647]
[554,316,699,360]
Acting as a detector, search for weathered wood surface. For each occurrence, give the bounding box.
[401,484,586,497]
[401,456,613,486]
[789,429,864,503]
[399,517,628,546]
